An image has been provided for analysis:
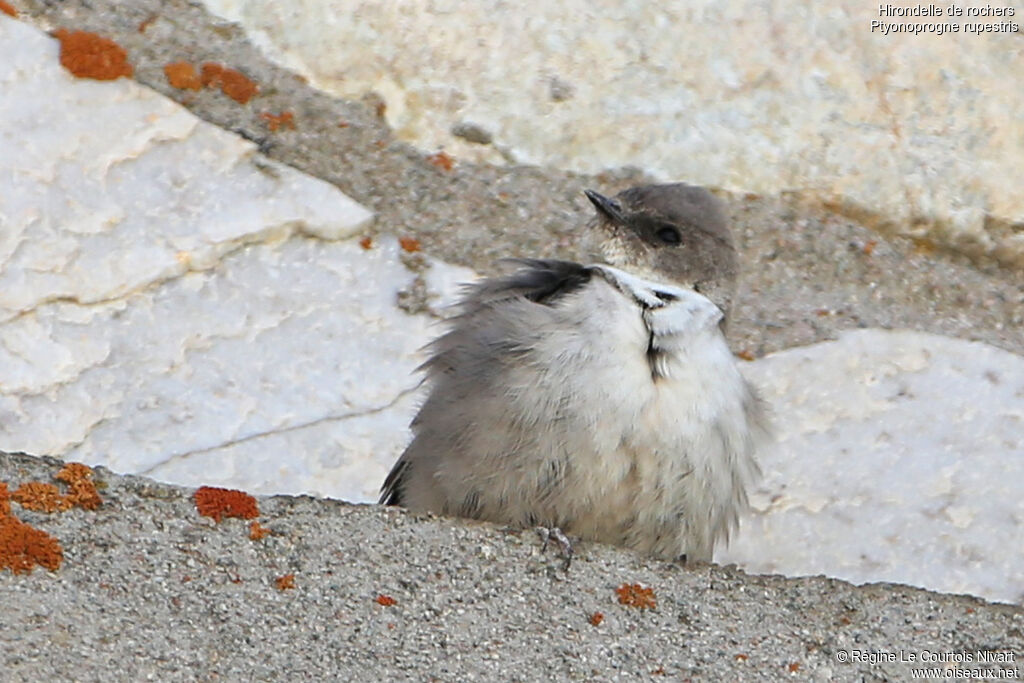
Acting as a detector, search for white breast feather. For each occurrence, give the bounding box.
[549,265,757,560]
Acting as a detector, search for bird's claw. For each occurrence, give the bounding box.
[536,526,574,570]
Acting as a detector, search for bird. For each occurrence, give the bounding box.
[380,183,768,564]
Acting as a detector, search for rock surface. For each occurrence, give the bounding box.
[202,0,1024,268]
[2,451,1022,682]
[727,329,1024,605]
[0,2,1022,676]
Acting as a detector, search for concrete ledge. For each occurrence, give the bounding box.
[2,451,1021,681]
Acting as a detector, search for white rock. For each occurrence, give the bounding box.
[200,0,1024,266]
[0,18,476,499]
[0,17,373,323]
[723,329,1024,605]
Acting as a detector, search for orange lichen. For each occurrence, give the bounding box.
[0,514,63,573]
[66,479,102,511]
[53,463,102,510]
[194,486,259,522]
[863,239,878,255]
[735,350,756,362]
[426,151,454,171]
[260,111,296,132]
[734,653,749,662]
[399,236,421,253]
[56,463,93,484]
[589,612,604,626]
[12,482,72,513]
[54,29,133,81]
[375,594,397,607]
[249,521,271,541]
[25,464,101,511]
[138,14,157,33]
[200,62,258,104]
[0,482,10,517]
[615,582,656,609]
[0,1,17,17]
[788,662,801,673]
[358,236,373,250]
[275,573,295,591]
[164,61,202,91]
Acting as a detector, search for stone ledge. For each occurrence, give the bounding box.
[2,450,1021,681]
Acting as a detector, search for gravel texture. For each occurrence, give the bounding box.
[3,451,1022,682]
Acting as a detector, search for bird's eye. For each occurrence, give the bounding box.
[656,225,681,245]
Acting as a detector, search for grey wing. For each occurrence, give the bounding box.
[460,259,593,307]
[379,458,410,506]
[379,259,593,508]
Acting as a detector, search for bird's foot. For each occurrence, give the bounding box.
[536,526,574,570]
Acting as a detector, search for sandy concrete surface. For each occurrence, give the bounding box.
[3,451,1022,681]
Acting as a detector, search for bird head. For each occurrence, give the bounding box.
[585,183,739,316]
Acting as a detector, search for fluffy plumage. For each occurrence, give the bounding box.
[381,184,768,562]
